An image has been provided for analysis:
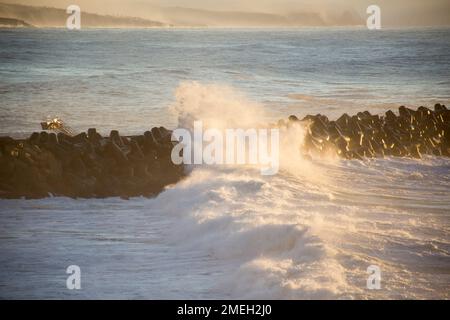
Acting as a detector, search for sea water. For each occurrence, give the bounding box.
[0,27,449,299]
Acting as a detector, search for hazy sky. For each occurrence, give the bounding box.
[3,0,450,26]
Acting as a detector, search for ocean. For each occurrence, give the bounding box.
[0,27,449,299]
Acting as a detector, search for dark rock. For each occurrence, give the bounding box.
[0,128,186,199]
[301,115,316,123]
[110,130,124,146]
[434,103,446,112]
[295,104,450,160]
[87,128,102,144]
[28,132,40,144]
[48,133,58,145]
[159,126,171,140]
[336,113,351,128]
[107,140,128,164]
[72,132,88,144]
[39,131,49,144]
[130,140,145,159]
[151,127,162,142]
[385,110,396,122]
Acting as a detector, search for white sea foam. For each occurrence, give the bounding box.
[150,83,450,299]
[0,83,449,299]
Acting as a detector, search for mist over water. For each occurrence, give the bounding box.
[0,28,450,299]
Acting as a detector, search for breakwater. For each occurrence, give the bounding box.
[0,127,185,199]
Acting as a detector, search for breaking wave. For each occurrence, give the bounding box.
[1,82,448,299]
[152,82,450,299]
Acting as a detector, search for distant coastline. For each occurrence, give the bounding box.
[0,16,33,27]
[0,2,364,28]
[0,2,169,28]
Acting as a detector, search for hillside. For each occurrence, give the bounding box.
[0,16,32,27]
[154,6,362,27]
[0,3,167,28]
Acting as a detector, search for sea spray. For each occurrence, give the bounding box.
[171,121,280,175]
[161,82,350,298]
[1,83,448,298]
[170,81,334,181]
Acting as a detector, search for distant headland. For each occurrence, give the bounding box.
[0,16,32,27]
[0,2,364,28]
[0,2,168,28]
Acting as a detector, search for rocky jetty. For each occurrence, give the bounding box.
[1,104,449,199]
[0,127,185,199]
[287,104,450,159]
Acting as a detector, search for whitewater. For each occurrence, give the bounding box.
[1,82,449,299]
